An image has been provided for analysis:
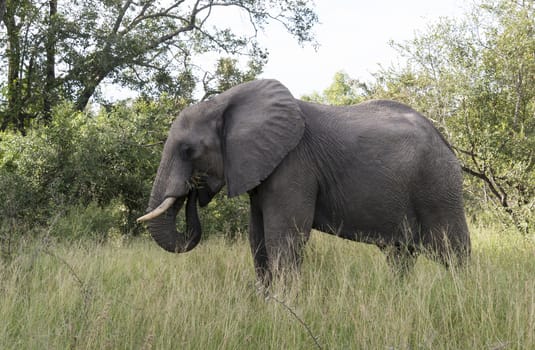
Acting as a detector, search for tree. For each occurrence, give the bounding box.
[301,71,368,105]
[0,0,318,132]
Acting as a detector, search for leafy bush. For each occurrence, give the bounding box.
[0,100,176,235]
[0,99,250,242]
[48,202,121,243]
[199,192,249,240]
[0,167,39,220]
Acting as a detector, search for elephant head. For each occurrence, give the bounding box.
[137,79,305,253]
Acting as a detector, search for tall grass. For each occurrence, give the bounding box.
[1,223,534,349]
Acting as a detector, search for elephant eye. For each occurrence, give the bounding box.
[179,143,194,160]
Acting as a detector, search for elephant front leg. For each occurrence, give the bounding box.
[264,227,309,283]
[248,194,272,288]
[260,194,314,284]
[249,155,317,287]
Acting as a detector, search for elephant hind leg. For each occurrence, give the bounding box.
[427,230,471,269]
[418,208,471,268]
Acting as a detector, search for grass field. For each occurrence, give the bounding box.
[1,222,534,349]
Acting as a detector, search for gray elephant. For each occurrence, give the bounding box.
[138,79,470,285]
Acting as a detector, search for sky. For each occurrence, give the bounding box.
[256,0,468,97]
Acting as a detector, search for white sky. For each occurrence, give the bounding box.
[257,0,468,97]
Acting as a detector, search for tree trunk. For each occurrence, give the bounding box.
[0,0,6,24]
[43,0,57,122]
[75,82,99,111]
[2,1,23,133]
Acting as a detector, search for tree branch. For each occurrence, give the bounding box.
[112,0,133,36]
[267,294,323,350]
[121,0,189,35]
[453,144,510,209]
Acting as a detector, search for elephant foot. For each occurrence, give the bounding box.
[255,280,271,299]
[383,243,418,277]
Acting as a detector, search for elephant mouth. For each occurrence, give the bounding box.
[137,190,202,253]
[136,172,218,225]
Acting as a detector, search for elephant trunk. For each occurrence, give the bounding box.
[144,190,202,253]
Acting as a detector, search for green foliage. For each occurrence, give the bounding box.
[48,202,120,243]
[213,56,266,94]
[1,0,316,242]
[1,98,251,241]
[0,99,177,234]
[200,193,249,240]
[301,71,367,105]
[0,164,38,220]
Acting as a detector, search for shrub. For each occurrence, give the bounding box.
[199,192,249,240]
[48,202,120,243]
[0,99,250,241]
[0,100,175,237]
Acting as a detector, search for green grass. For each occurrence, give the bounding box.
[1,223,534,349]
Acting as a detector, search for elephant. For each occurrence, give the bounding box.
[137,79,470,286]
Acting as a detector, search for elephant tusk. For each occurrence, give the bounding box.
[136,197,177,222]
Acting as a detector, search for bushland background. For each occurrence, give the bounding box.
[0,1,534,349]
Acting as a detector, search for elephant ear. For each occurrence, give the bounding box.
[221,79,305,197]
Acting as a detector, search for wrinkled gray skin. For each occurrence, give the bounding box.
[141,79,470,286]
